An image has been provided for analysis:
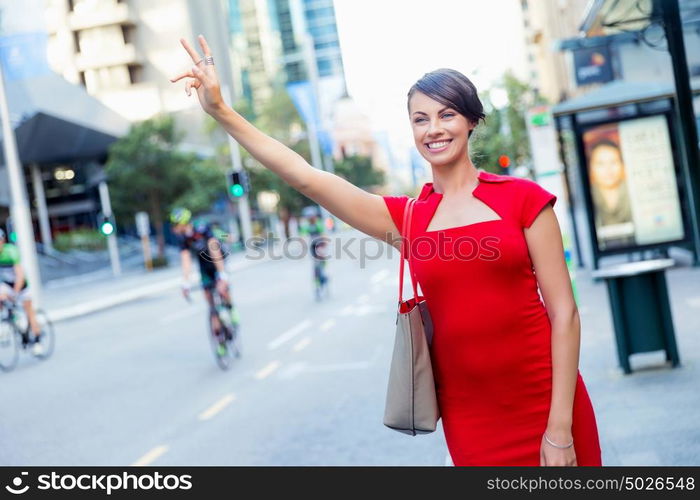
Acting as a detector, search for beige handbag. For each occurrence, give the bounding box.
[383,198,440,435]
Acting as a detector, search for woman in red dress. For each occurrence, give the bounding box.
[173,38,602,466]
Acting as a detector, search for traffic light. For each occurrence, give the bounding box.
[498,155,511,169]
[98,213,116,236]
[227,170,249,199]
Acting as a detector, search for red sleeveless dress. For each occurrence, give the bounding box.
[383,170,602,466]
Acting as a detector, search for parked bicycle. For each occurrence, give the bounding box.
[0,299,55,372]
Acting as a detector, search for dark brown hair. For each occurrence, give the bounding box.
[407,68,486,138]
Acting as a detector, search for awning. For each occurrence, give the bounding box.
[1,72,130,164]
[552,79,700,116]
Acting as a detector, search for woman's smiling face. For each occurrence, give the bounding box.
[409,91,473,167]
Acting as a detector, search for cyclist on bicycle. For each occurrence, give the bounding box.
[0,228,44,355]
[170,208,239,331]
[299,207,330,299]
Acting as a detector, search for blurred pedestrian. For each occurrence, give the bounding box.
[171,37,602,466]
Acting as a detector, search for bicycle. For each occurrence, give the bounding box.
[206,285,242,370]
[0,299,55,372]
[311,236,331,301]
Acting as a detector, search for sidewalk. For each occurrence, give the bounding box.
[41,248,271,322]
[574,263,700,465]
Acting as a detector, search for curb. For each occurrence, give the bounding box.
[46,252,279,323]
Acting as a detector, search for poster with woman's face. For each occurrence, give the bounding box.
[583,116,684,252]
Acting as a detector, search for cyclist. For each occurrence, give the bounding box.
[0,228,44,354]
[169,208,239,352]
[299,207,330,300]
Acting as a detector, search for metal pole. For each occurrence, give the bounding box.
[301,35,324,173]
[302,33,335,227]
[221,83,253,247]
[0,64,43,307]
[98,181,121,276]
[30,163,53,254]
[659,0,700,266]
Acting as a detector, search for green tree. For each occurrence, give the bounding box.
[471,71,535,175]
[105,115,219,258]
[333,154,385,190]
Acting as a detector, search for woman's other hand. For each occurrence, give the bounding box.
[540,432,577,466]
[170,35,225,116]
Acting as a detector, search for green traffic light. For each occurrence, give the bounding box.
[9,232,17,243]
[230,184,244,197]
[100,222,115,236]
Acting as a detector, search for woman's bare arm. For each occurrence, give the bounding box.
[170,35,399,244]
[524,206,579,466]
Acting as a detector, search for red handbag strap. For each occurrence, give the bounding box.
[398,198,419,303]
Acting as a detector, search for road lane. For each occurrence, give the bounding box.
[0,231,447,465]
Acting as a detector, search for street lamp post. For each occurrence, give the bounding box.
[0,60,43,306]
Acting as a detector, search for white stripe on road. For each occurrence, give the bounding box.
[255,361,280,380]
[267,320,312,350]
[292,337,312,352]
[132,445,169,466]
[198,393,236,421]
[370,269,390,284]
[320,319,335,332]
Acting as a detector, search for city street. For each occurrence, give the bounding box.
[1,230,699,466]
[0,233,447,466]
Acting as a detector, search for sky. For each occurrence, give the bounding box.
[333,0,528,164]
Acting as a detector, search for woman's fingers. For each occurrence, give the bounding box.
[184,79,202,96]
[170,70,195,83]
[179,37,201,63]
[198,34,212,57]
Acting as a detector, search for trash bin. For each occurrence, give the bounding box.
[591,258,681,374]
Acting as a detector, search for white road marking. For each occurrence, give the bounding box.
[255,361,281,380]
[198,393,236,421]
[320,319,336,332]
[370,269,390,284]
[267,320,312,350]
[132,445,169,466]
[292,337,312,352]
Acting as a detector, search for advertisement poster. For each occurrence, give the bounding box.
[582,115,684,252]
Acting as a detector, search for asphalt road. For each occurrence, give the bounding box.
[0,233,448,466]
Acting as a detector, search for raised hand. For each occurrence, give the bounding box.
[170,35,225,116]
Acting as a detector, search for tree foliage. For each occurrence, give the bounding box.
[471,72,535,174]
[105,115,224,257]
[333,154,385,190]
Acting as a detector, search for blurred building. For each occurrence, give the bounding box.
[519,0,591,103]
[43,0,236,150]
[271,0,346,128]
[228,0,283,114]
[331,95,388,172]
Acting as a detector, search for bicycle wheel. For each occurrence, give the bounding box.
[0,319,19,372]
[32,310,55,360]
[208,308,235,370]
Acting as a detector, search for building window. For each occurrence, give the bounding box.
[121,25,135,45]
[128,64,142,84]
